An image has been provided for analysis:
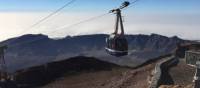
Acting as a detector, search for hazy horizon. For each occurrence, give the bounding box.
[0,0,199,41]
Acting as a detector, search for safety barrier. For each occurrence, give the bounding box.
[148,56,177,88]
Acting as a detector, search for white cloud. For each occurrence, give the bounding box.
[0,12,199,41]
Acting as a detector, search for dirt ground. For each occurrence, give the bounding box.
[40,61,158,88]
[169,59,195,86]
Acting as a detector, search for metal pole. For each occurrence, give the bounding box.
[112,9,124,35]
[114,10,120,34]
[111,1,129,35]
[118,10,124,35]
[194,61,200,88]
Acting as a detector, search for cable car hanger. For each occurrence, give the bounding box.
[109,1,130,36]
[105,1,130,57]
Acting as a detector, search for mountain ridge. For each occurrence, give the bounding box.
[0,33,186,72]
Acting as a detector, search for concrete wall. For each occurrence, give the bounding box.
[148,56,177,88]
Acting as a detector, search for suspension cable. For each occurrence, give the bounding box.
[9,12,110,48]
[7,0,76,47]
[49,13,109,34]
[127,0,141,8]
[130,0,140,4]
[19,0,76,35]
[8,0,140,48]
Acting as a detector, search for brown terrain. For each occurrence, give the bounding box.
[40,65,154,88]
[41,43,200,88]
[40,56,172,88]
[0,42,197,88]
[169,59,195,86]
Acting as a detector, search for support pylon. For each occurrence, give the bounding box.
[194,61,200,88]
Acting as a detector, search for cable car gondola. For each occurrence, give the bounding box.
[105,1,130,57]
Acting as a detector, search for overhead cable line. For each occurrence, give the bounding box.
[20,0,76,34]
[8,0,76,47]
[9,0,140,48]
[49,13,109,34]
[126,0,140,8]
[130,0,140,4]
[9,13,110,48]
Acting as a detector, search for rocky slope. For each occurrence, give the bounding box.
[13,56,122,88]
[39,54,171,88]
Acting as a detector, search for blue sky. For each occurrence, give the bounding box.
[0,0,200,41]
[0,0,199,13]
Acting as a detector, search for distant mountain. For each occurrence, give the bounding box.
[0,34,186,72]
